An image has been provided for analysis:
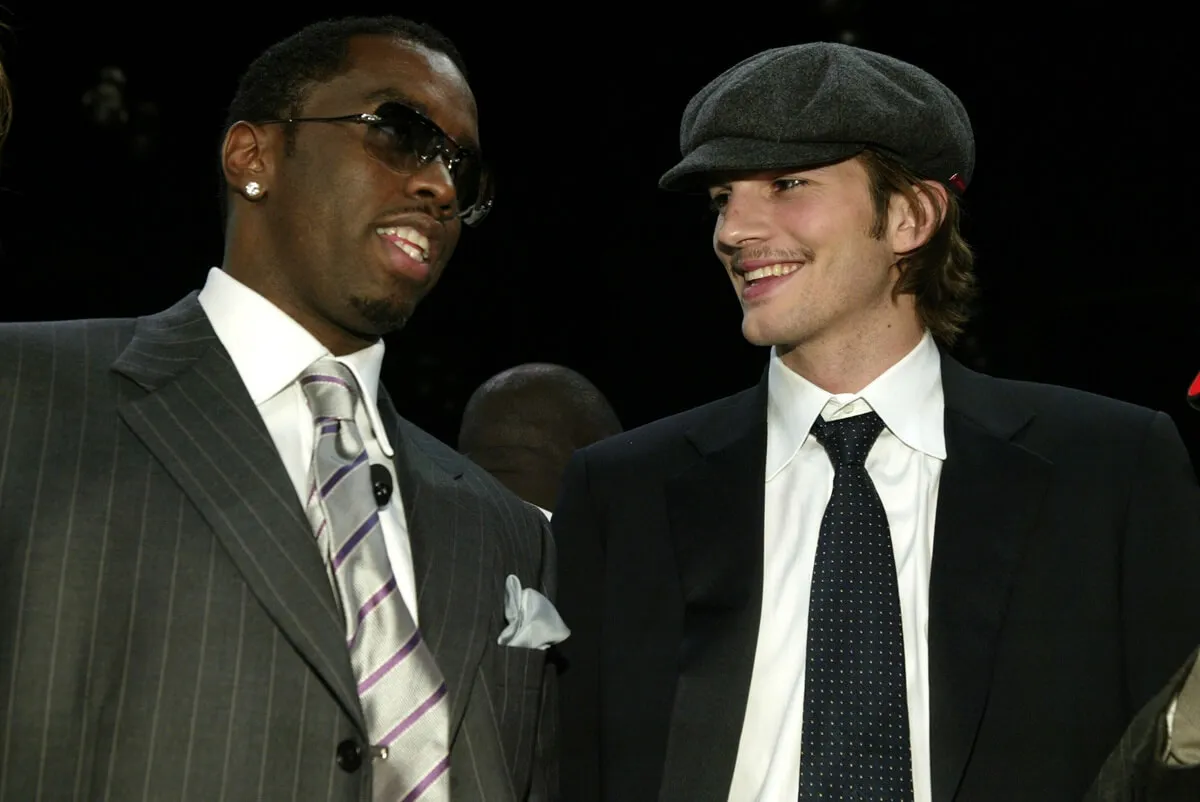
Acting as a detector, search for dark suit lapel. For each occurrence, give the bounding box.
[111,293,365,734]
[929,354,1052,802]
[377,390,491,744]
[658,379,768,802]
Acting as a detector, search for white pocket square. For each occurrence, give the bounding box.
[498,574,570,650]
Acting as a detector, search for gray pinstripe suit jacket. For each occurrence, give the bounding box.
[0,293,558,802]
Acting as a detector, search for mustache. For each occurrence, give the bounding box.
[379,203,457,226]
[729,246,814,273]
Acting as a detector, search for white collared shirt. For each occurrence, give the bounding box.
[197,267,420,624]
[728,331,945,802]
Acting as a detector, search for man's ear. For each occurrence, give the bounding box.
[888,180,948,254]
[221,121,277,202]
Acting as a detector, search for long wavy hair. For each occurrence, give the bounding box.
[860,149,977,346]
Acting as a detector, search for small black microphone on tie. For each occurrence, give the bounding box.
[369,464,393,507]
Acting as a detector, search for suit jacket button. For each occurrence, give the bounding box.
[336,739,363,772]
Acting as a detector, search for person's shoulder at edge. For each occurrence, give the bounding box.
[564,383,763,481]
[949,356,1175,435]
[402,416,550,528]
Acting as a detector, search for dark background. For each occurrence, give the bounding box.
[1,4,1197,459]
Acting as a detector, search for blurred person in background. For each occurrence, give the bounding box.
[458,363,623,517]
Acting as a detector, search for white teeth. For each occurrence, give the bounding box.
[375,226,430,262]
[397,242,425,262]
[744,263,802,282]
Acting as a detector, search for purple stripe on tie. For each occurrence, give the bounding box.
[319,422,339,436]
[300,373,352,391]
[399,755,450,802]
[379,684,449,748]
[347,577,398,648]
[358,630,422,694]
[332,511,379,570]
[321,451,368,497]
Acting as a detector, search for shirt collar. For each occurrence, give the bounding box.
[765,330,945,477]
[196,267,394,456]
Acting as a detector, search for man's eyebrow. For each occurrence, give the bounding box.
[362,87,430,117]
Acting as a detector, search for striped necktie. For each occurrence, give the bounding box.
[300,358,450,802]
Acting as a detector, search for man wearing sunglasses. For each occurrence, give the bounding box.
[0,15,558,802]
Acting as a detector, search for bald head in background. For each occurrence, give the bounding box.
[458,363,623,514]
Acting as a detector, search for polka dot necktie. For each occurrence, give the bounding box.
[798,411,913,801]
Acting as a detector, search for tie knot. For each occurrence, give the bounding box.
[299,358,360,423]
[810,410,886,469]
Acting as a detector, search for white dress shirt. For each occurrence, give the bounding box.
[197,267,421,624]
[728,331,945,802]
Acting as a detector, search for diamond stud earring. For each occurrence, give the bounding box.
[244,181,263,199]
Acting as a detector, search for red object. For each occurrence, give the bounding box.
[1188,372,1200,410]
[948,173,967,193]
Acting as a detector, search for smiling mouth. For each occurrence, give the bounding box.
[741,262,803,284]
[734,262,801,288]
[375,226,430,264]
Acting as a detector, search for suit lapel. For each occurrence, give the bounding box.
[112,293,365,734]
[658,379,768,802]
[929,354,1052,802]
[377,390,491,744]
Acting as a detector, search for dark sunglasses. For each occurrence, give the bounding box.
[255,101,493,227]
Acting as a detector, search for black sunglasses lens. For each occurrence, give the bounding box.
[369,104,438,165]
[367,103,487,216]
[449,154,481,208]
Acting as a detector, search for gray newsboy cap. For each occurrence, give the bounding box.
[659,42,974,193]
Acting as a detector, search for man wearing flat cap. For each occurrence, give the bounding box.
[553,42,1200,802]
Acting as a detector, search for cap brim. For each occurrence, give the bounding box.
[658,138,866,192]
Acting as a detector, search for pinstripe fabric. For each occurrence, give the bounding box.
[379,397,558,802]
[0,293,558,802]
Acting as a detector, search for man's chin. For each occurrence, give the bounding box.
[349,294,418,336]
[741,315,780,348]
[742,315,807,353]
